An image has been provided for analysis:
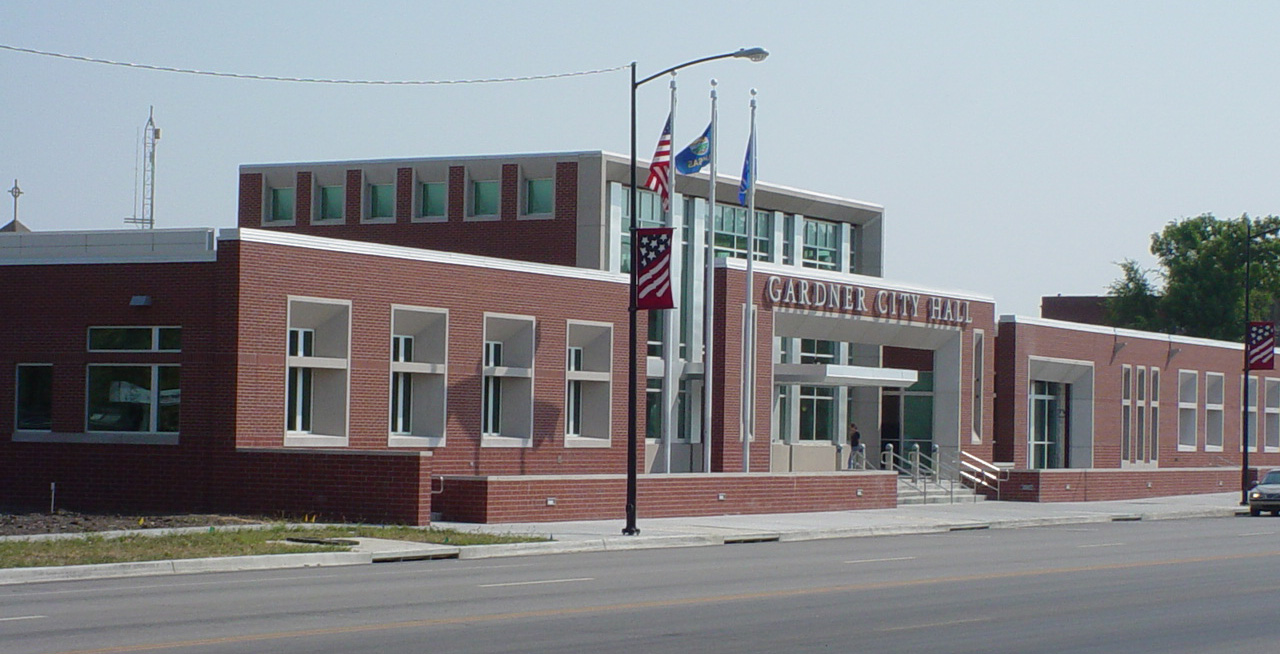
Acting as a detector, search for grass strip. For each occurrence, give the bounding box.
[0,525,545,569]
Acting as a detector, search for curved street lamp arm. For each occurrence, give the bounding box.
[635,48,768,88]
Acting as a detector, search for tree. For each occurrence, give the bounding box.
[1104,259,1162,332]
[1105,214,1280,342]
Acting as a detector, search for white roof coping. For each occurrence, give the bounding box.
[0,228,217,266]
[222,228,629,285]
[999,314,1246,351]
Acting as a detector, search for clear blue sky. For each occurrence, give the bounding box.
[4,0,1279,316]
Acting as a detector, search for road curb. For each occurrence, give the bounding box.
[0,551,371,586]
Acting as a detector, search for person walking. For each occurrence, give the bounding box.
[847,422,863,469]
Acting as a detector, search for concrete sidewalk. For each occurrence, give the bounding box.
[436,491,1251,558]
[0,492,1251,585]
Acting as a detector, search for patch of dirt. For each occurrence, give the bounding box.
[0,507,265,537]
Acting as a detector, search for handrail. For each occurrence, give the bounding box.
[884,444,1000,503]
[958,450,1006,500]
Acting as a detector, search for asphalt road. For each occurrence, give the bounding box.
[3,516,1279,653]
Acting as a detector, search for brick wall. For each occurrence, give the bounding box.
[434,471,898,523]
[237,160,581,267]
[1000,468,1249,502]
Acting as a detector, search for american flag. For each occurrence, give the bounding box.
[643,113,673,212]
[1248,321,1275,370]
[635,227,674,310]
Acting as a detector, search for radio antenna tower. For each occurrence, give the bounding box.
[124,107,160,229]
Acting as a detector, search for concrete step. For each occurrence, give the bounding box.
[896,480,987,505]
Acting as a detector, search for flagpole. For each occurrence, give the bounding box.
[742,89,758,473]
[703,79,718,474]
[662,72,677,476]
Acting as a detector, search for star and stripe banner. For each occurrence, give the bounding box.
[635,227,675,310]
[643,113,673,212]
[1248,321,1275,370]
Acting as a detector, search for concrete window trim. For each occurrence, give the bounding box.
[362,174,397,225]
[1205,372,1225,452]
[388,305,448,448]
[1026,355,1095,469]
[1177,369,1198,452]
[564,319,612,447]
[413,180,449,224]
[1242,375,1260,454]
[1264,377,1280,452]
[481,312,535,447]
[261,170,297,227]
[284,296,351,447]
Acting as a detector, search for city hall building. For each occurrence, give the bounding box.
[1,151,1275,524]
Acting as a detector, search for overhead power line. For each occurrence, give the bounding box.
[0,43,627,85]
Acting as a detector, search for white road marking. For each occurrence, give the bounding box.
[478,577,594,588]
[843,556,917,564]
[1239,531,1277,537]
[1078,542,1125,548]
[0,615,46,622]
[878,617,990,632]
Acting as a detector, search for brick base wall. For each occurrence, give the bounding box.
[998,468,1251,502]
[0,445,434,526]
[433,472,898,523]
[218,449,433,525]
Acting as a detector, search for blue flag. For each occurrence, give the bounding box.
[674,123,713,174]
[738,126,755,206]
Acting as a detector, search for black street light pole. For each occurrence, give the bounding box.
[1242,220,1280,505]
[625,47,768,536]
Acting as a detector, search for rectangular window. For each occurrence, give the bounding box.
[421,182,446,218]
[565,322,611,443]
[1178,370,1197,450]
[713,204,771,261]
[285,299,350,441]
[389,307,448,445]
[482,340,502,436]
[1150,367,1160,461]
[526,178,553,215]
[783,213,795,265]
[1136,367,1147,461]
[473,180,499,216]
[270,187,295,222]
[88,327,181,352]
[971,331,984,443]
[15,364,53,431]
[846,226,858,272]
[287,327,315,432]
[1121,365,1132,463]
[1266,378,1280,451]
[320,185,344,221]
[390,335,414,434]
[1206,372,1224,451]
[802,218,840,270]
[370,183,395,219]
[646,378,663,439]
[1244,376,1259,452]
[86,365,179,433]
[619,188,664,274]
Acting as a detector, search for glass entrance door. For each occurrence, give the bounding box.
[1030,381,1069,469]
[881,372,934,463]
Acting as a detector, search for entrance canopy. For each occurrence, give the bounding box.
[773,363,918,388]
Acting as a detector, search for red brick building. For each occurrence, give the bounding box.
[1,151,1272,523]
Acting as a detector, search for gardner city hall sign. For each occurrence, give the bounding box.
[763,274,974,326]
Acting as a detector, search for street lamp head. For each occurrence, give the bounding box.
[735,47,770,63]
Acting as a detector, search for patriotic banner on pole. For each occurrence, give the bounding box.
[636,227,675,310]
[643,114,673,211]
[674,122,713,174]
[1248,321,1275,370]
